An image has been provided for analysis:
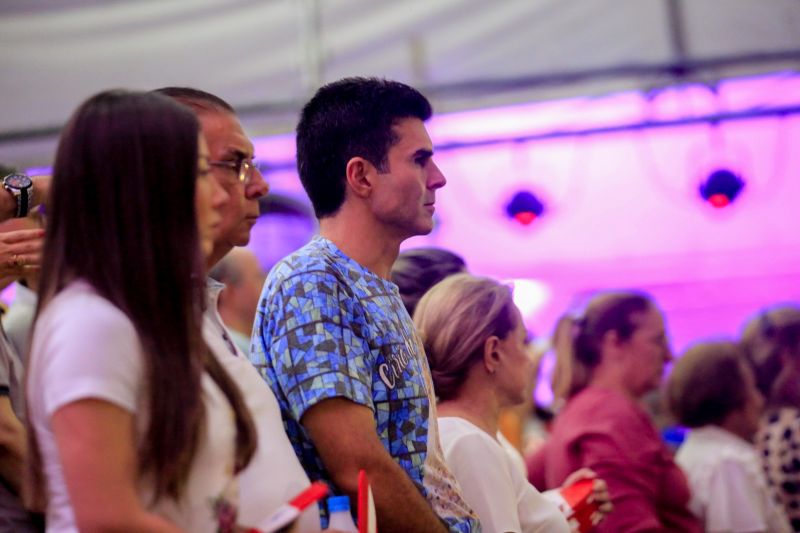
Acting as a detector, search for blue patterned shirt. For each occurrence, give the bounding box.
[250,236,479,532]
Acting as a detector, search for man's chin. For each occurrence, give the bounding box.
[415,221,435,236]
[213,230,251,253]
[232,233,251,247]
[225,221,256,246]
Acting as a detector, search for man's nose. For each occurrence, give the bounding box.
[246,167,270,199]
[427,160,446,190]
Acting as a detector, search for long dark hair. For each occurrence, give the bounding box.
[27,90,256,508]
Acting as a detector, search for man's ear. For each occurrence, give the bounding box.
[483,336,501,375]
[345,156,375,199]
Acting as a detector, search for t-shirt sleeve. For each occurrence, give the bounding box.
[35,298,142,417]
[705,459,767,533]
[255,269,373,422]
[445,430,523,533]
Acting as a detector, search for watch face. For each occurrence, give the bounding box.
[4,173,32,189]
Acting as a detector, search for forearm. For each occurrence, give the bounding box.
[333,456,448,533]
[31,175,49,209]
[75,509,187,533]
[0,441,25,492]
[303,399,449,533]
[0,403,26,492]
[52,400,188,533]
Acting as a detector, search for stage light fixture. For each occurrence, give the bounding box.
[505,190,545,225]
[698,168,745,208]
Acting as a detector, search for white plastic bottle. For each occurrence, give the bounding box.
[326,495,358,532]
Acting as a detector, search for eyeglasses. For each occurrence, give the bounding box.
[209,158,256,185]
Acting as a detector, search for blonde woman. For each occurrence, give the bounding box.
[415,274,609,533]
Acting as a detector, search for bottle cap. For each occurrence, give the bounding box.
[327,495,351,513]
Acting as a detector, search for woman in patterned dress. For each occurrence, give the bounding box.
[742,306,800,531]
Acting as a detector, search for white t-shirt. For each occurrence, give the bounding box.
[676,425,791,533]
[204,280,320,532]
[439,416,569,533]
[27,281,240,533]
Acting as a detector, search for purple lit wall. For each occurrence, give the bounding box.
[249,73,800,372]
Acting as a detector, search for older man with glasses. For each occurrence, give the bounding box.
[154,89,271,269]
[154,87,321,532]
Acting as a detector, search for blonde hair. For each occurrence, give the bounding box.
[550,314,586,403]
[414,273,517,401]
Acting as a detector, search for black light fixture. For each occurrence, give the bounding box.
[505,190,545,225]
[698,168,745,208]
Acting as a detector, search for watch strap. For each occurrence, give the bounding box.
[17,187,29,218]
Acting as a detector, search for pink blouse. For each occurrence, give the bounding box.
[527,386,700,533]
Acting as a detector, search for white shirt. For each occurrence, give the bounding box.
[439,416,570,533]
[205,280,320,532]
[676,425,791,533]
[28,281,239,532]
[2,281,37,358]
[497,431,527,476]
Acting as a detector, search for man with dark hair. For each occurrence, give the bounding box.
[155,88,320,531]
[251,77,479,533]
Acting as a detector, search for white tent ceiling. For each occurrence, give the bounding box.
[2,0,799,167]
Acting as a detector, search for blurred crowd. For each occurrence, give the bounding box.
[0,76,796,533]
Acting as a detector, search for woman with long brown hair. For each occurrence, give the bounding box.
[25,90,256,532]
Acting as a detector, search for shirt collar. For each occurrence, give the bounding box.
[206,277,224,303]
[689,425,753,449]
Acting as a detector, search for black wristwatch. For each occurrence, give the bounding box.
[2,173,33,218]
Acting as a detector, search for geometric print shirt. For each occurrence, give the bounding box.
[250,236,479,532]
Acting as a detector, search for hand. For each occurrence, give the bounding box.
[0,228,44,278]
[561,468,613,526]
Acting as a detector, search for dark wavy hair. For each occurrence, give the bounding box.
[391,247,467,316]
[667,341,749,427]
[27,90,256,508]
[296,77,433,218]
